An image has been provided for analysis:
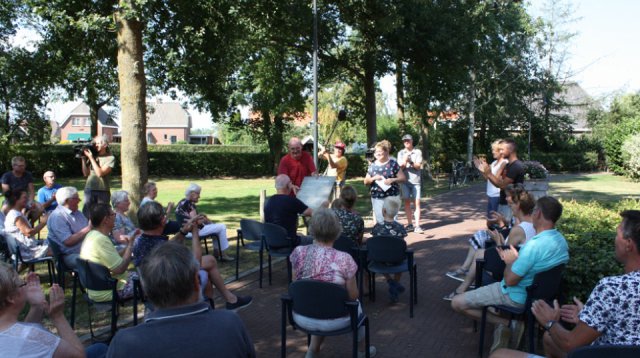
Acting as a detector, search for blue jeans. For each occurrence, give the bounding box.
[487,196,500,217]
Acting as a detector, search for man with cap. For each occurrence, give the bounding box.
[397,134,424,233]
[320,141,348,199]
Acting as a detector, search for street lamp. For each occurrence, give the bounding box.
[312,0,319,169]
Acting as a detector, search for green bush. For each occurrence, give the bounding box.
[530,151,601,172]
[557,199,640,301]
[621,134,640,181]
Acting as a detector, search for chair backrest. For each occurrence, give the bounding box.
[568,345,640,358]
[240,219,263,242]
[527,264,565,301]
[366,236,407,263]
[75,258,116,292]
[333,234,359,263]
[289,280,351,319]
[482,247,505,283]
[3,232,20,258]
[262,222,292,248]
[0,233,10,262]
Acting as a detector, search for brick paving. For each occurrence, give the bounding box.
[223,183,496,358]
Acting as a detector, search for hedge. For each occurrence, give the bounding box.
[530,151,601,172]
[1,145,370,179]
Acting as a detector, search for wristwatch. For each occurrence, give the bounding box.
[545,320,556,331]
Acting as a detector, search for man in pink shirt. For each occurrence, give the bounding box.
[278,137,317,196]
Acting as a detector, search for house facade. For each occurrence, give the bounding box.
[58,102,118,142]
[144,101,191,144]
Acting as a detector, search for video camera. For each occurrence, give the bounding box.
[73,144,98,159]
[365,147,375,162]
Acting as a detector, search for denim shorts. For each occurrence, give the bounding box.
[401,182,420,200]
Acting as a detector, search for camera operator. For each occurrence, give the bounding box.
[320,141,348,199]
[80,135,115,218]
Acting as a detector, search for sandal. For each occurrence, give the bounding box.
[442,290,463,301]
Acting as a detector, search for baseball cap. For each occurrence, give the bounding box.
[334,141,346,150]
[402,134,413,141]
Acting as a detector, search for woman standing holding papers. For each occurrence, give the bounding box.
[364,140,406,225]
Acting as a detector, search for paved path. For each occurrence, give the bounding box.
[224,183,495,358]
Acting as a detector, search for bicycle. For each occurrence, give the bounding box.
[448,160,467,190]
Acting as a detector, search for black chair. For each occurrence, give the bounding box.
[333,234,365,302]
[75,258,140,342]
[474,246,505,289]
[364,235,418,318]
[175,213,222,260]
[47,239,82,328]
[478,264,565,357]
[568,345,640,358]
[281,280,371,358]
[236,219,264,283]
[0,233,11,263]
[4,232,56,285]
[262,222,296,286]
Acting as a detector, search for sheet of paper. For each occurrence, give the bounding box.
[296,176,336,209]
[375,179,391,192]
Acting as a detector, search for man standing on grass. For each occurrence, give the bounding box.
[278,137,317,196]
[397,134,424,233]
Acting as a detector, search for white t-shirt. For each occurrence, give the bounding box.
[0,322,60,358]
[486,159,508,197]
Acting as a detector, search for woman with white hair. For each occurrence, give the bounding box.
[111,190,140,245]
[81,134,115,217]
[175,183,233,261]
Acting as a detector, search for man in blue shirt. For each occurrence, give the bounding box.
[37,171,62,213]
[451,196,569,350]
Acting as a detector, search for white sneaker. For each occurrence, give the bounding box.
[414,226,424,234]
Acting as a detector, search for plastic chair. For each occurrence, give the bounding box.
[478,264,565,357]
[262,222,296,286]
[364,235,418,318]
[4,232,56,285]
[281,280,371,358]
[474,246,505,289]
[48,239,82,328]
[0,233,11,262]
[75,258,140,342]
[175,213,222,260]
[236,219,264,283]
[333,234,365,302]
[567,345,640,358]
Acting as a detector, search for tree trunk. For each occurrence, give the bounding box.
[395,58,406,134]
[364,63,377,147]
[115,2,147,218]
[419,117,433,181]
[88,102,99,138]
[466,72,476,165]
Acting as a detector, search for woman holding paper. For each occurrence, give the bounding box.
[364,140,406,225]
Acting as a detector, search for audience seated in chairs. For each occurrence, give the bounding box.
[0,264,107,358]
[444,186,536,300]
[47,186,92,271]
[332,185,365,246]
[3,190,50,262]
[175,183,234,261]
[370,196,407,303]
[133,201,252,311]
[107,241,256,357]
[140,181,180,235]
[491,210,640,358]
[79,203,137,302]
[290,207,376,358]
[451,196,570,353]
[37,171,62,213]
[264,174,316,247]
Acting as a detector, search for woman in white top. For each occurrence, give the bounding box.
[444,185,536,300]
[482,139,508,217]
[3,190,49,261]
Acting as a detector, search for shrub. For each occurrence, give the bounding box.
[523,161,548,179]
[621,134,640,181]
[557,199,640,301]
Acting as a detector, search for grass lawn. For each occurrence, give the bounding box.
[550,173,640,202]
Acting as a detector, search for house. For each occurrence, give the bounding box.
[143,101,192,144]
[58,102,118,142]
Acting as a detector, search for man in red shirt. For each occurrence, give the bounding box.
[278,137,317,196]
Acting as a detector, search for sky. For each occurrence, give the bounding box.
[36,1,640,128]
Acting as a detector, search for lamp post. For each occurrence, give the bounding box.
[312,0,319,169]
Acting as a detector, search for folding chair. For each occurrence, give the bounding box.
[4,232,56,285]
[365,235,418,318]
[75,258,140,342]
[237,219,264,283]
[478,264,565,357]
[281,280,371,358]
[262,222,296,286]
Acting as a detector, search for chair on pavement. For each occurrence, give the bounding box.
[236,219,264,283]
[333,234,364,302]
[280,280,371,358]
[75,258,140,342]
[567,345,640,358]
[4,233,56,285]
[478,264,565,357]
[262,222,296,286]
[175,213,222,260]
[365,235,418,318]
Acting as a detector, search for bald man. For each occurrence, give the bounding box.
[37,171,62,213]
[264,174,315,246]
[277,137,317,196]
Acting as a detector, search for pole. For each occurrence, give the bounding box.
[312,0,319,169]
